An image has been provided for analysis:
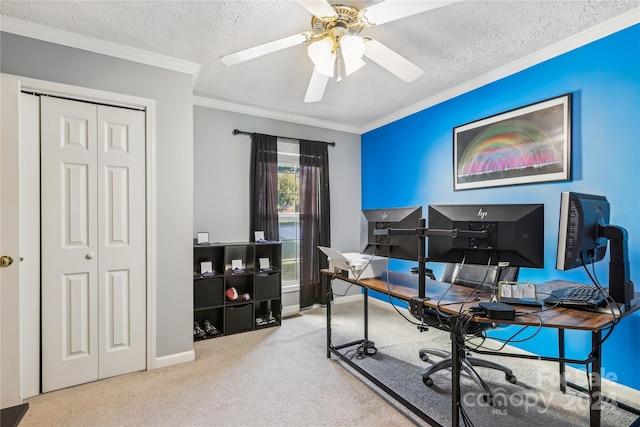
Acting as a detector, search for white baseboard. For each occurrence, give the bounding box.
[564,365,640,408]
[153,350,195,369]
[282,304,300,317]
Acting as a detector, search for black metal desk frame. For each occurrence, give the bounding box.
[326,285,444,426]
[325,272,639,427]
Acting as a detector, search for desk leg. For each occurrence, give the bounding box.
[363,287,369,341]
[451,325,462,427]
[326,289,332,359]
[590,330,602,427]
[559,329,566,394]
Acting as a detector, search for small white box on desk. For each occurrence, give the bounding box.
[319,246,387,279]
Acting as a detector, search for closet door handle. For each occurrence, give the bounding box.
[0,255,14,268]
[85,252,95,260]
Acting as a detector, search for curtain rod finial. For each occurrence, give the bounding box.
[232,129,240,135]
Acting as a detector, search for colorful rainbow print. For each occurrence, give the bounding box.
[457,120,562,177]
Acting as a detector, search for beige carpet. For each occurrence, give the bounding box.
[20,302,421,426]
[20,299,639,426]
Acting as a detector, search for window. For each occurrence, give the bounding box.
[277,141,300,284]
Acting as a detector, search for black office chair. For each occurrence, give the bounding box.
[416,263,519,402]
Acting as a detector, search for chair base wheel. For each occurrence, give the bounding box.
[507,374,517,384]
[419,350,429,362]
[423,376,434,387]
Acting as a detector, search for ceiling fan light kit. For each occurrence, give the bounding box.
[221,0,456,102]
[307,37,337,78]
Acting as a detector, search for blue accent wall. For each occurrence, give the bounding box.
[362,25,640,390]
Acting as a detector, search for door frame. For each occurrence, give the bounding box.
[1,75,22,408]
[3,73,158,393]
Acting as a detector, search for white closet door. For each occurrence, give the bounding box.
[41,97,146,392]
[41,96,99,392]
[97,105,146,379]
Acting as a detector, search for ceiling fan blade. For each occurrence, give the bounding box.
[360,0,458,26]
[363,38,423,82]
[304,69,330,103]
[297,0,337,18]
[221,32,312,66]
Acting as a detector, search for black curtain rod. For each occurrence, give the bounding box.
[232,129,335,146]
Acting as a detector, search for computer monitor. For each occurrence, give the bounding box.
[555,191,633,308]
[362,206,422,261]
[556,192,609,270]
[427,203,545,268]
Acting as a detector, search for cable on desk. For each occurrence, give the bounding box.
[372,255,429,329]
[462,313,543,353]
[436,256,495,319]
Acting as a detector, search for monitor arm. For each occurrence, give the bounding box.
[601,225,634,309]
[375,223,488,299]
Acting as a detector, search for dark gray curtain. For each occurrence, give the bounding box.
[299,140,331,309]
[249,133,279,241]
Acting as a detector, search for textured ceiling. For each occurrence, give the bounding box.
[1,1,639,132]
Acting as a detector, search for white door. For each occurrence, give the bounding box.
[1,76,22,408]
[96,104,146,379]
[41,96,146,392]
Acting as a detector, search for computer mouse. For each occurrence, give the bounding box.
[473,296,481,301]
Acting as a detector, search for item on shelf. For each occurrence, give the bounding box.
[241,293,251,301]
[231,259,244,272]
[193,321,206,340]
[201,261,214,275]
[255,312,277,327]
[266,311,276,324]
[203,319,222,337]
[225,287,239,301]
[197,231,209,245]
[259,257,271,271]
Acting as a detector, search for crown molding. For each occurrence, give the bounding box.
[195,9,638,135]
[193,96,360,135]
[359,8,640,134]
[0,16,201,83]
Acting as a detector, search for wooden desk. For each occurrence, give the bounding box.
[322,269,639,427]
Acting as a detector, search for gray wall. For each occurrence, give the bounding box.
[1,32,194,358]
[193,106,363,300]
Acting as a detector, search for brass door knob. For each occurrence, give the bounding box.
[0,255,14,268]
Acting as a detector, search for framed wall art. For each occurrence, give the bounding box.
[454,94,571,190]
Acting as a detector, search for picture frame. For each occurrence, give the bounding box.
[453,94,571,190]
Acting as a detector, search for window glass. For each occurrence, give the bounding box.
[277,141,300,283]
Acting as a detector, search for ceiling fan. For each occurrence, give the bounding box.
[221,0,456,103]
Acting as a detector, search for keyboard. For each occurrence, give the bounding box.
[543,285,611,312]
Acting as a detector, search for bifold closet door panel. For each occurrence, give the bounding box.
[41,96,99,393]
[96,105,146,380]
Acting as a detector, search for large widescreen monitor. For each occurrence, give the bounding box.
[427,203,545,268]
[362,206,422,261]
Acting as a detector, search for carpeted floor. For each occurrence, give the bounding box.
[19,298,639,426]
